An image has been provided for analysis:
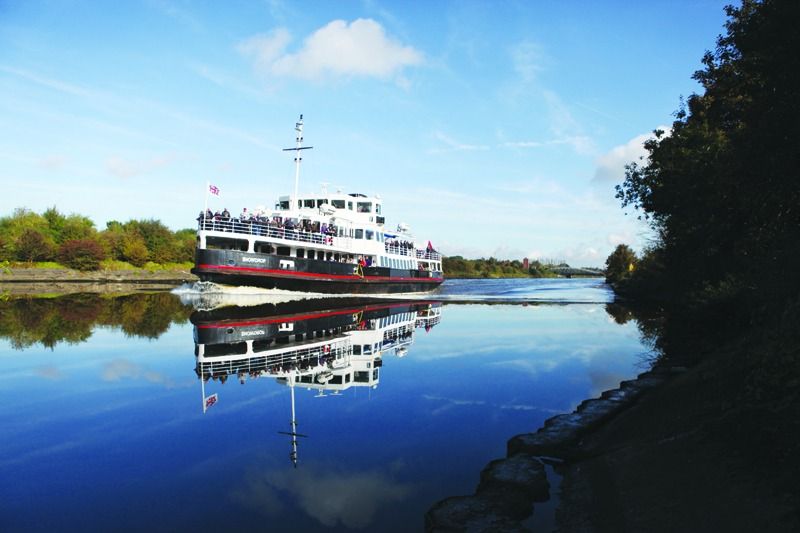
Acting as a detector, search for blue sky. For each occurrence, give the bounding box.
[0,0,729,266]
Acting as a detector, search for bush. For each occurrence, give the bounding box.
[122,235,149,267]
[605,244,637,285]
[16,229,56,262]
[58,239,106,271]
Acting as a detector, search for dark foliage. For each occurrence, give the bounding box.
[58,239,107,271]
[16,229,55,262]
[616,0,800,312]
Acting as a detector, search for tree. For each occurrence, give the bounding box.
[122,234,149,267]
[16,229,55,262]
[605,244,637,285]
[616,0,800,305]
[58,239,106,271]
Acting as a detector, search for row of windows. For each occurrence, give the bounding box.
[278,198,382,215]
[379,256,413,270]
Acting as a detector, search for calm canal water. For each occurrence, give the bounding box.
[0,278,651,532]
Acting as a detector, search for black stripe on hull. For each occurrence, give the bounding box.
[194,271,442,294]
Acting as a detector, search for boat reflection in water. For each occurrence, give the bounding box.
[191,298,442,466]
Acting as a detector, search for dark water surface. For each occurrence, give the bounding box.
[0,279,650,532]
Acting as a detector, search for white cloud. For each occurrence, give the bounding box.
[106,153,176,179]
[40,155,67,171]
[593,126,670,183]
[429,131,489,153]
[239,19,423,83]
[233,465,413,528]
[511,40,547,84]
[101,358,173,387]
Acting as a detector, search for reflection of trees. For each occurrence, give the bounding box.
[604,302,666,363]
[0,293,192,349]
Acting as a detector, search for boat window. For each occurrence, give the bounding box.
[206,237,248,251]
[366,230,374,240]
[297,200,302,209]
[353,345,361,355]
[363,344,372,355]
[316,199,325,206]
[376,204,381,215]
[345,374,351,383]
[355,229,363,239]
[303,199,315,208]
[357,202,372,213]
[317,251,324,260]
[332,200,345,209]
[331,375,343,385]
[254,242,274,254]
[276,246,290,256]
[296,249,304,258]
[279,200,290,210]
[348,201,353,210]
[334,253,340,261]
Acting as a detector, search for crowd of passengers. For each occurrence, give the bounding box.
[199,208,339,237]
[199,352,338,384]
[384,238,414,250]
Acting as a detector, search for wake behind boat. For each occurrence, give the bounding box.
[191,116,444,294]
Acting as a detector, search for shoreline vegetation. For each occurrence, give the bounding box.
[428,1,799,530]
[0,207,603,283]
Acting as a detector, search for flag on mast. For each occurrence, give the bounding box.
[209,184,220,196]
[203,393,218,413]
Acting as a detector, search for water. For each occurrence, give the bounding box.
[0,279,651,532]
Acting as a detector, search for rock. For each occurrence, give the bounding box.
[477,455,550,508]
[425,495,528,532]
[507,430,578,459]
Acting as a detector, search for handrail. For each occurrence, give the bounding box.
[198,219,333,246]
[198,341,351,378]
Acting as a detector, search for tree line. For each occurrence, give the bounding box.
[605,0,799,397]
[443,256,559,278]
[0,293,193,350]
[0,207,195,270]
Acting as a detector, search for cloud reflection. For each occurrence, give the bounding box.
[233,464,413,529]
[101,358,174,388]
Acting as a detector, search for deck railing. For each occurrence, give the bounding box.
[199,218,441,259]
[198,219,333,246]
[198,342,351,378]
[383,244,441,261]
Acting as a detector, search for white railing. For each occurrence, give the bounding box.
[198,342,351,378]
[383,242,440,261]
[199,219,334,246]
[415,249,441,261]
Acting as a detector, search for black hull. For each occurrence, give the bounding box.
[192,248,443,294]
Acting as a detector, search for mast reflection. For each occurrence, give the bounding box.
[191,298,442,466]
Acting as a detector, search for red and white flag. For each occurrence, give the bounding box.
[204,393,218,412]
[208,184,220,196]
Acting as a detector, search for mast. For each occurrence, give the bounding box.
[283,114,313,215]
[278,374,308,468]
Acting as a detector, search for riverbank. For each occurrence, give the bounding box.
[555,339,799,532]
[427,314,800,532]
[0,267,197,294]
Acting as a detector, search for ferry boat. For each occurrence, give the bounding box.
[192,116,444,294]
